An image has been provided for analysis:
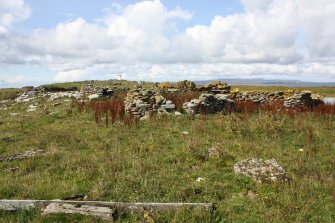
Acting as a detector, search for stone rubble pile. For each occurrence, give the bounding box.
[283,91,323,108]
[87,88,114,100]
[182,93,234,114]
[234,158,289,183]
[27,104,38,112]
[48,91,83,101]
[80,85,115,100]
[14,87,83,103]
[175,80,196,90]
[124,87,176,118]
[199,81,231,94]
[15,87,45,103]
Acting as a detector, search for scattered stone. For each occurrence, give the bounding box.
[196,177,204,182]
[182,131,189,135]
[208,143,223,159]
[0,150,47,162]
[15,87,83,103]
[15,87,44,103]
[48,91,82,101]
[10,113,19,116]
[244,190,258,201]
[27,104,38,112]
[88,94,100,100]
[233,158,289,183]
[4,167,19,173]
[139,115,149,121]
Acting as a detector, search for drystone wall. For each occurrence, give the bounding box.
[182,93,234,114]
[124,87,176,118]
[231,90,323,109]
[199,81,231,94]
[283,91,323,108]
[230,91,285,104]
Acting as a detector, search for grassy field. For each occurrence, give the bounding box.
[0,93,334,222]
[0,88,22,101]
[39,80,155,92]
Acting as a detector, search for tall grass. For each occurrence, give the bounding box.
[75,99,126,127]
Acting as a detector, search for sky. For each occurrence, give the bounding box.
[0,0,335,87]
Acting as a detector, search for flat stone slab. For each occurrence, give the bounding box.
[234,158,289,183]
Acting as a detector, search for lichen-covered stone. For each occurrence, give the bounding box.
[234,158,289,183]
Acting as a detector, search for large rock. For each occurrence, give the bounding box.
[234,158,289,183]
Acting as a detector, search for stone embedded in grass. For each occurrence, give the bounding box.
[233,158,289,183]
[4,167,19,173]
[182,131,189,135]
[0,150,47,162]
[208,143,223,159]
[27,104,38,112]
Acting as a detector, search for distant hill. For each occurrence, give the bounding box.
[194,78,335,87]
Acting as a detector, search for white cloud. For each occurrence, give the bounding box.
[0,0,30,34]
[241,0,274,12]
[297,0,335,58]
[55,69,86,82]
[0,0,335,84]
[168,6,192,21]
